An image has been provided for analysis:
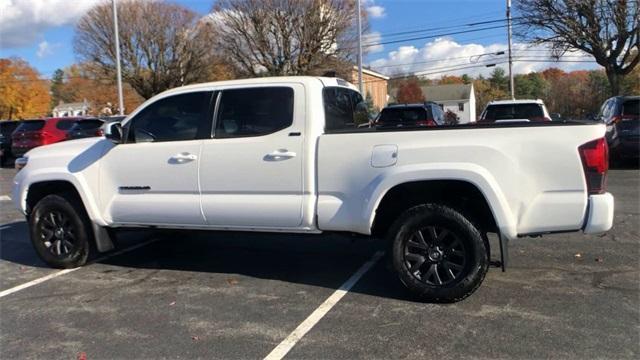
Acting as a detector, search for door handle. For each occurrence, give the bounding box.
[265,149,296,161]
[170,152,197,164]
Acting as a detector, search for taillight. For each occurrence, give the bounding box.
[96,129,104,136]
[416,119,437,126]
[578,138,608,195]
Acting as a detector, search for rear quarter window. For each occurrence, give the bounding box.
[622,99,639,116]
[15,120,45,132]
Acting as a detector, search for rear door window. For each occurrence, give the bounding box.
[214,87,294,138]
[15,120,45,132]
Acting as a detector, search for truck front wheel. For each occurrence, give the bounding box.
[389,203,489,302]
[29,194,94,269]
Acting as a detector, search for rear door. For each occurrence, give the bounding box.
[199,85,305,228]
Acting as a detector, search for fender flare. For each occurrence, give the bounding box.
[363,163,518,240]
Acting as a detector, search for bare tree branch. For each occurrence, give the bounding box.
[74,0,231,99]
[208,0,367,78]
[515,0,639,95]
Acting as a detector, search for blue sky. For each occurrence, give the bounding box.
[0,0,598,79]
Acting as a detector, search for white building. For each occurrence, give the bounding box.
[52,100,90,117]
[388,83,477,123]
[422,84,476,123]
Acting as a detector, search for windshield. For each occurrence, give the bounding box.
[482,104,544,121]
[379,108,427,123]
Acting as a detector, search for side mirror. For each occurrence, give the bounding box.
[104,122,123,143]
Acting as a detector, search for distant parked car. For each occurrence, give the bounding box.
[479,99,551,123]
[0,120,20,166]
[599,96,639,161]
[375,102,445,129]
[11,117,92,157]
[66,116,126,140]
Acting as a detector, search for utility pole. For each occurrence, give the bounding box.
[507,0,515,100]
[112,0,125,115]
[356,0,363,93]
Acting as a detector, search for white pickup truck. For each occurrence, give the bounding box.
[12,76,614,302]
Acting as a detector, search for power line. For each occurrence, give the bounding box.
[353,24,523,50]
[372,17,523,39]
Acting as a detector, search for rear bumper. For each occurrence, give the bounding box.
[583,193,614,234]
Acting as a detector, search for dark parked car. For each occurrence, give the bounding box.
[0,120,20,165]
[11,117,92,157]
[599,96,639,161]
[66,116,126,140]
[375,102,445,129]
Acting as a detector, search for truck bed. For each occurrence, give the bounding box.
[316,122,606,240]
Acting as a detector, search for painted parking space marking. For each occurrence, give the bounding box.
[264,251,384,360]
[0,238,159,299]
[0,195,11,201]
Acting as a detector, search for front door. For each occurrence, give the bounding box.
[199,85,305,228]
[99,91,213,226]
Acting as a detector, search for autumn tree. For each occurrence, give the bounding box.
[74,0,231,99]
[396,78,426,103]
[515,0,639,95]
[209,0,367,78]
[474,76,508,115]
[57,64,144,115]
[439,75,464,84]
[0,58,51,119]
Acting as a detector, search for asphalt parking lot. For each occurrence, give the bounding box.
[1,165,638,359]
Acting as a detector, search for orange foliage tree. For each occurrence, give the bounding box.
[439,75,464,84]
[396,78,426,103]
[0,58,51,119]
[56,64,144,115]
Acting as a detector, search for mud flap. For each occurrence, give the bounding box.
[499,233,509,272]
[92,223,115,252]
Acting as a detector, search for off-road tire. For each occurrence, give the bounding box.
[29,193,94,268]
[388,203,489,302]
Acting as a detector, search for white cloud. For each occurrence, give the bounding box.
[0,0,101,48]
[366,5,385,18]
[362,31,383,54]
[36,40,60,58]
[369,38,597,78]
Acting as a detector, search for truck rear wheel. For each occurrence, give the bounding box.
[29,194,94,269]
[388,203,489,302]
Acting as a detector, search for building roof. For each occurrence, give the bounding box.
[352,66,390,80]
[389,83,474,103]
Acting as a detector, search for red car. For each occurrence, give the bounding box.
[11,117,92,157]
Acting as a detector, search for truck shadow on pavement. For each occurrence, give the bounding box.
[0,222,416,301]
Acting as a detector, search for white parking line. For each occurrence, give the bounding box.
[0,195,11,201]
[0,238,159,299]
[264,251,384,360]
